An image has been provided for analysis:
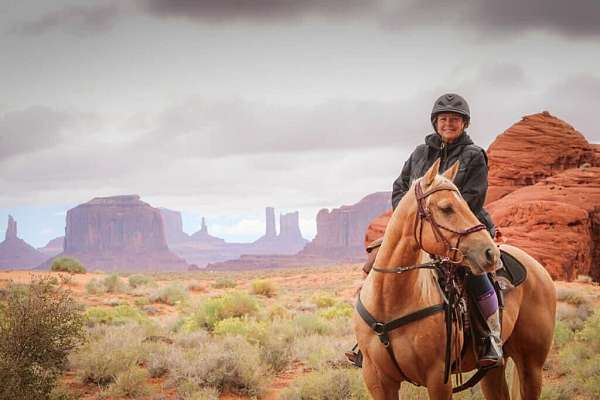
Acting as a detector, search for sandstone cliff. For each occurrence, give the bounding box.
[486,111,599,204]
[44,195,188,271]
[301,192,391,260]
[0,215,47,269]
[159,208,191,244]
[37,236,64,258]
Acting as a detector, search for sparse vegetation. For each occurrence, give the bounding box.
[184,291,259,331]
[251,278,277,297]
[128,274,155,288]
[0,277,85,400]
[311,292,337,308]
[85,305,147,327]
[149,284,188,305]
[279,368,368,400]
[213,276,237,289]
[102,274,128,293]
[50,257,86,274]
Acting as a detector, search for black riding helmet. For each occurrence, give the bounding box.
[430,93,470,130]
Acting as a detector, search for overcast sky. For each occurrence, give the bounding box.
[1,0,599,247]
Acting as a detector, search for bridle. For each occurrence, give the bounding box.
[372,178,487,274]
[414,180,487,264]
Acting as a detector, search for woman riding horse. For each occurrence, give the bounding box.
[350,93,503,369]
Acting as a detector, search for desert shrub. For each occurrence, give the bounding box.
[293,334,353,370]
[553,319,574,349]
[268,303,290,320]
[173,330,210,349]
[178,385,220,400]
[168,336,269,397]
[102,274,128,293]
[251,279,277,297]
[311,292,337,308]
[85,305,147,327]
[70,324,147,385]
[540,384,571,400]
[128,274,155,288]
[557,310,600,397]
[279,368,369,400]
[107,366,151,398]
[150,285,188,305]
[50,257,86,274]
[185,292,259,331]
[575,274,593,284]
[213,276,236,289]
[0,277,85,400]
[85,278,105,295]
[318,302,354,320]
[556,302,594,331]
[293,314,331,336]
[187,281,207,292]
[556,287,588,306]
[147,343,172,378]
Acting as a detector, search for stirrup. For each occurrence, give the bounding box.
[345,344,363,368]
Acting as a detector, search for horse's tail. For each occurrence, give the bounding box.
[510,363,521,400]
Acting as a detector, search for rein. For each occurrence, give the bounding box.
[358,180,491,392]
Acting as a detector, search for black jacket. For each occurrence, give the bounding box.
[391,132,495,235]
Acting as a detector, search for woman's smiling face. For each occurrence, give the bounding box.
[435,112,466,144]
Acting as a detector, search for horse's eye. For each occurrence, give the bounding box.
[438,201,453,214]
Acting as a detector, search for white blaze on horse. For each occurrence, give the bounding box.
[352,159,556,400]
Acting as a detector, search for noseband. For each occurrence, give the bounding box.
[414,181,487,263]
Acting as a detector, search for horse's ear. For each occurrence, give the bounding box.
[423,158,441,187]
[443,161,460,182]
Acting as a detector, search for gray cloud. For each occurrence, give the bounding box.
[0,107,70,160]
[476,63,528,88]
[135,97,430,158]
[141,0,375,22]
[9,2,122,35]
[383,0,600,38]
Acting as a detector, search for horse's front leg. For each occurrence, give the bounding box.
[362,353,401,400]
[424,364,452,400]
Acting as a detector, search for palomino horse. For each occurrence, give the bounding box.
[352,159,556,399]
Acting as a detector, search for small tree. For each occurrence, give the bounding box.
[0,277,85,400]
[50,257,86,274]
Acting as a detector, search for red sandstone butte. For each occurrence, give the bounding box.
[487,167,600,281]
[486,111,598,204]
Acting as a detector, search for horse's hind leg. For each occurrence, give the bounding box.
[480,361,509,400]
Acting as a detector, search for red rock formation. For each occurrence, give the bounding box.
[486,111,598,204]
[0,215,47,269]
[159,208,191,244]
[44,195,187,272]
[189,217,225,245]
[487,167,600,280]
[38,236,64,258]
[300,192,391,260]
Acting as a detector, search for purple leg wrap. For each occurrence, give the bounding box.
[476,290,499,319]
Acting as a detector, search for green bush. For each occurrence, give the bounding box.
[107,366,151,398]
[293,314,331,336]
[184,292,259,331]
[168,336,269,397]
[50,257,86,274]
[150,285,188,305]
[213,276,237,289]
[70,324,147,386]
[0,277,85,400]
[251,279,277,297]
[102,274,128,293]
[318,302,354,320]
[279,368,369,400]
[85,278,105,295]
[85,305,147,327]
[311,292,337,308]
[293,334,353,370]
[128,274,155,288]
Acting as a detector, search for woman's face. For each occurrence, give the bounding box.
[435,112,465,143]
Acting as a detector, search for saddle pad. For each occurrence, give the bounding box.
[497,250,527,287]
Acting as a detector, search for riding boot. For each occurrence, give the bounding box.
[466,273,504,370]
[475,309,504,369]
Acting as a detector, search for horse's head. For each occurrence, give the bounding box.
[409,159,500,274]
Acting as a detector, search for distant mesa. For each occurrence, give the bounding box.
[37,236,64,258]
[41,195,188,272]
[300,192,391,260]
[253,208,308,254]
[0,215,47,269]
[209,194,391,270]
[159,208,191,244]
[190,217,226,245]
[365,111,600,282]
